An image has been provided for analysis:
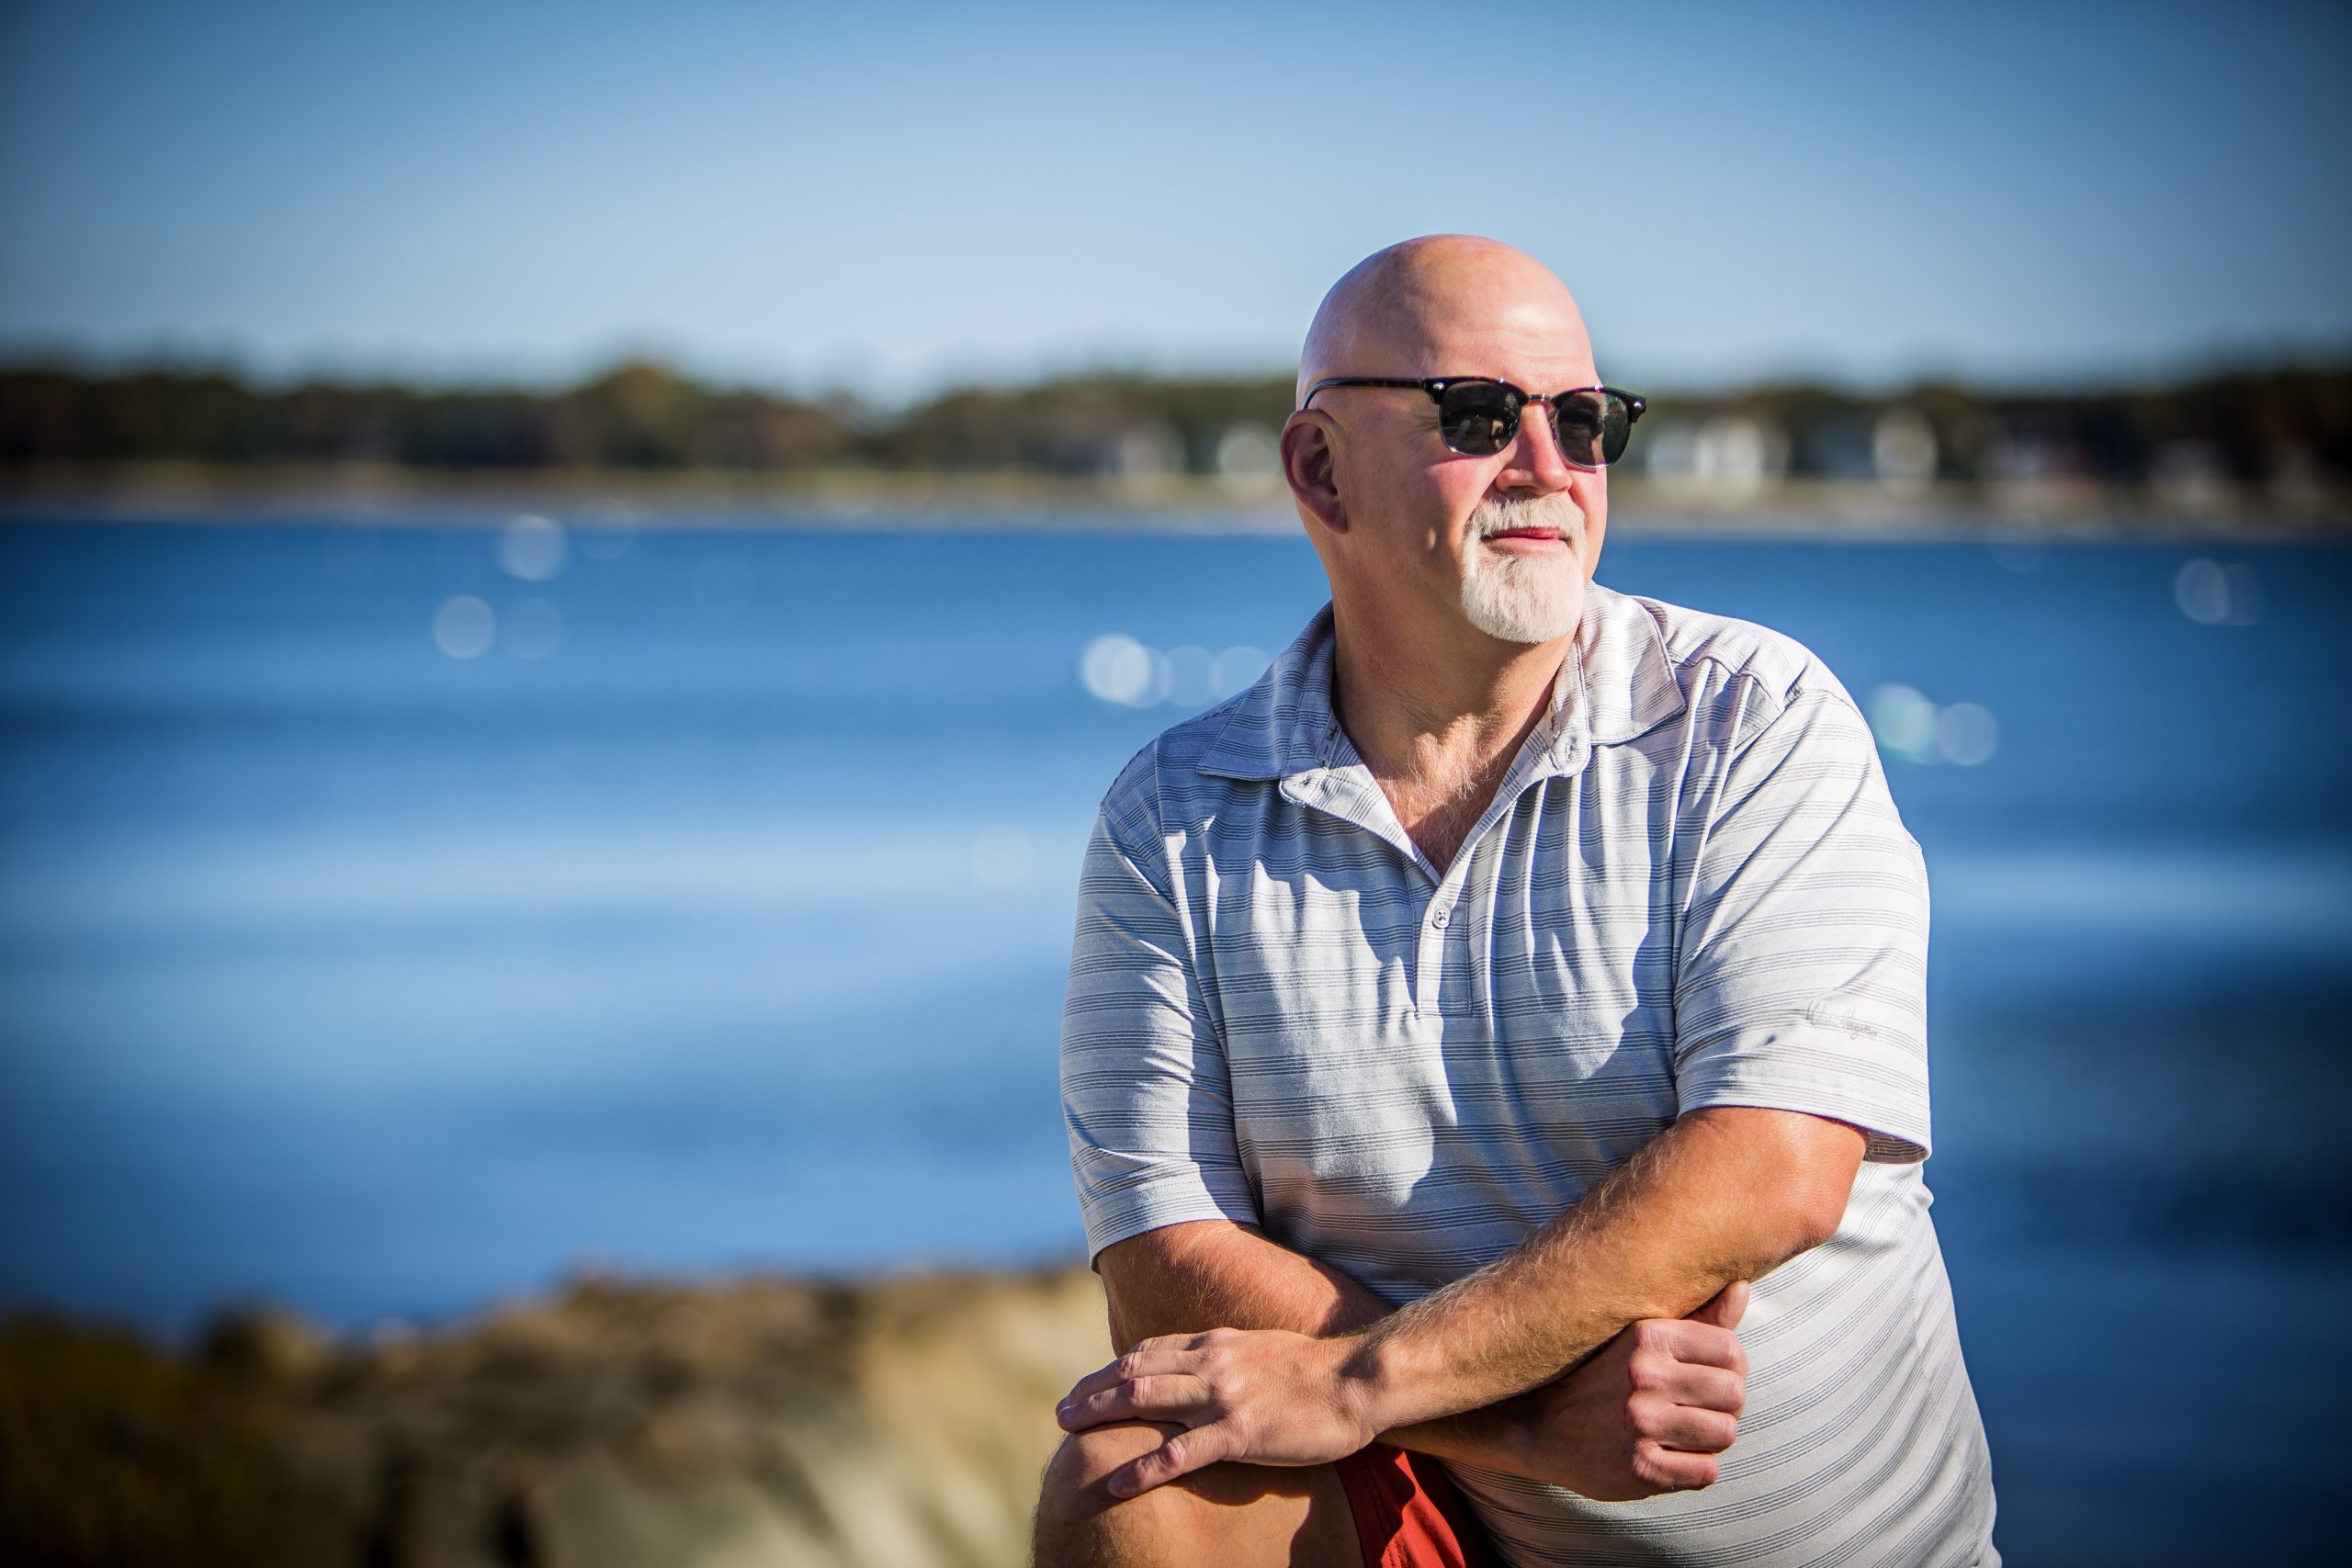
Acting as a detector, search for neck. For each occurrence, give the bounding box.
[1326,592,1575,789]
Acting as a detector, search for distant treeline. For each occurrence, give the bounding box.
[3,359,2347,491]
[0,363,1297,479]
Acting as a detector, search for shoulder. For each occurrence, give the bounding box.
[1091,691,1261,848]
[1598,585,1867,747]
[1640,589,1853,712]
[1091,604,1330,840]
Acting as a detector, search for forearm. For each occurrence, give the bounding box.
[1102,1219,1392,1351]
[1349,1107,1862,1430]
[1100,1220,1572,1470]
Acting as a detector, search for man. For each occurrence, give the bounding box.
[1035,236,1997,1567]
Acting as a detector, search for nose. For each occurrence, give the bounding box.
[1496,394,1583,495]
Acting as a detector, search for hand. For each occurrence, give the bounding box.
[1460,1281,1750,1500]
[1055,1326,1382,1497]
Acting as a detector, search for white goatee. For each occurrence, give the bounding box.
[1459,495,1588,644]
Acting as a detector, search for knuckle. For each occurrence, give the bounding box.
[1686,1411,1736,1453]
[1144,1373,1190,1408]
[1630,1440,1719,1495]
[1628,1441,1674,1492]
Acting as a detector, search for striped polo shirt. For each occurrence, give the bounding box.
[1059,581,1998,1567]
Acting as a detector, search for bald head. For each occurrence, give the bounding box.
[1296,235,1595,405]
[1280,234,1612,664]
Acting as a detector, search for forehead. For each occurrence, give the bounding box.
[1407,288,1598,388]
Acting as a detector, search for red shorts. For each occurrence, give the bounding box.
[1334,1443,1498,1568]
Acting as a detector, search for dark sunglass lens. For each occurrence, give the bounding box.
[1551,393,1609,466]
[1599,393,1633,466]
[1436,383,1519,454]
[1552,392,1634,467]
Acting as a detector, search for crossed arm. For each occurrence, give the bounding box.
[1058,689,1919,1497]
[1058,1103,1866,1498]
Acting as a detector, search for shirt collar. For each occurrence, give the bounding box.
[1196,581,1688,784]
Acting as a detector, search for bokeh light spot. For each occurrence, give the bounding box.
[1938,702,1999,766]
[432,594,496,659]
[574,498,638,561]
[2174,558,2263,626]
[1080,634,1155,705]
[1869,682,1941,765]
[498,513,569,581]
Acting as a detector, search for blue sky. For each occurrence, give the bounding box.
[1,0,2346,399]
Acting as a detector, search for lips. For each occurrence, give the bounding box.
[1466,494,1584,545]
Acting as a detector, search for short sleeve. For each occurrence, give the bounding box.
[1061,803,1261,1262]
[1672,688,1932,1163]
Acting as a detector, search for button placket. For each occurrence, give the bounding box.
[1414,874,1468,1015]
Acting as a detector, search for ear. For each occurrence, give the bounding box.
[1281,412,1347,536]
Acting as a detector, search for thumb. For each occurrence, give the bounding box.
[1688,1280,1750,1330]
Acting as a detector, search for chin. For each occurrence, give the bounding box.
[1460,554,1586,644]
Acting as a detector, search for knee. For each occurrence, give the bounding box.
[1033,1421,1198,1564]
[1044,1418,1181,1495]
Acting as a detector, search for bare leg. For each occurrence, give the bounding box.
[1032,1419,1359,1568]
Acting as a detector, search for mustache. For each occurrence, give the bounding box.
[1467,495,1586,542]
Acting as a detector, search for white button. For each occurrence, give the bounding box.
[1430,908,1449,930]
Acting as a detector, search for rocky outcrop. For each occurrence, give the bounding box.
[1,1264,1112,1567]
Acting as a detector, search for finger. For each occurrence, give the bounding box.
[1058,1364,1127,1408]
[1657,1362,1746,1416]
[1687,1280,1749,1330]
[1631,1440,1720,1494]
[1059,1347,1204,1408]
[1057,1374,1214,1431]
[1106,1421,1239,1498]
[1646,1403,1739,1455]
[1657,1318,1748,1378]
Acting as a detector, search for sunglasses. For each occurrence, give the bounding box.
[1299,377,1646,467]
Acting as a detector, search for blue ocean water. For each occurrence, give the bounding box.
[2,516,2346,1562]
